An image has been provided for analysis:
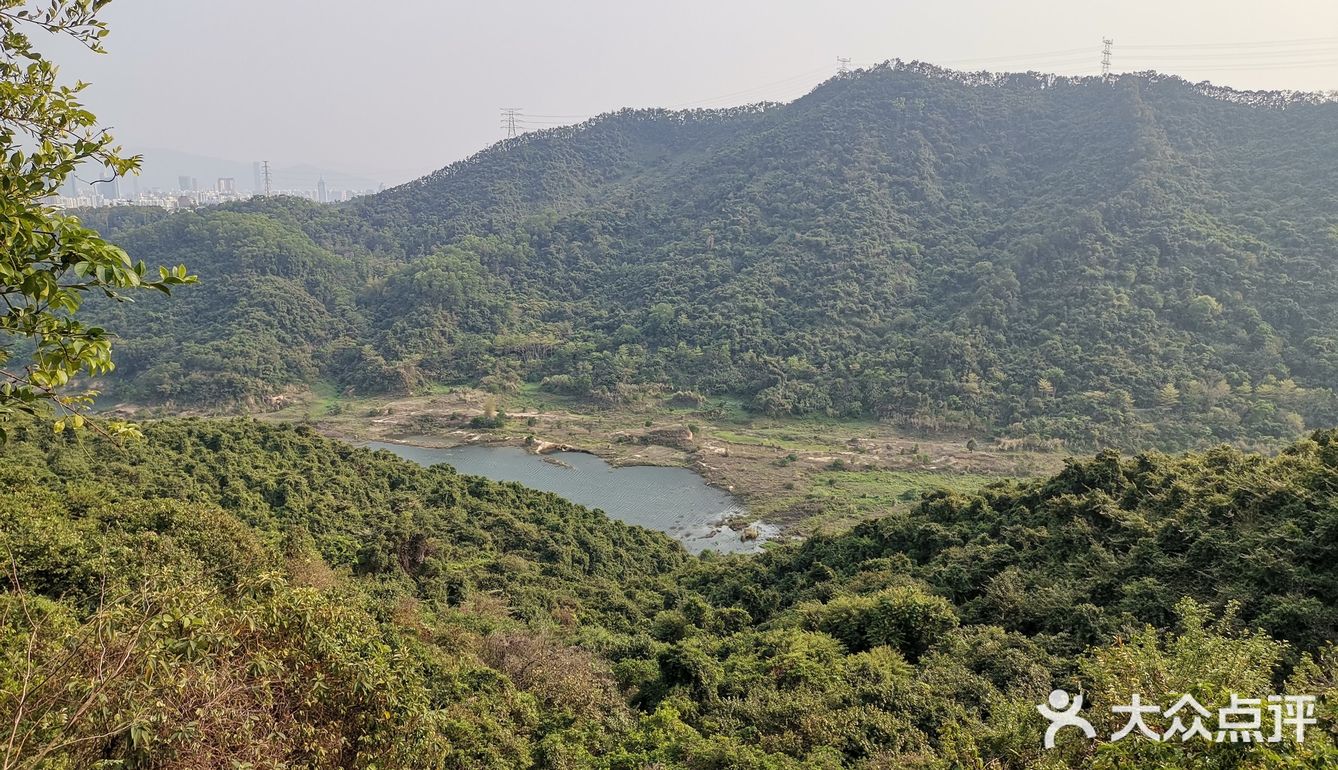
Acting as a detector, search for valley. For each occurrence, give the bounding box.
[5,5,1338,764]
[246,383,1063,538]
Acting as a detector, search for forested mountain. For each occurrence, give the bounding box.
[91,63,1338,449]
[7,419,1338,767]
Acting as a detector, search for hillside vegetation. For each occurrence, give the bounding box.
[90,64,1338,450]
[4,419,1338,768]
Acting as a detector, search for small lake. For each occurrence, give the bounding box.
[365,442,775,554]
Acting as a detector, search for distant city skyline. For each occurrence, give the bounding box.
[51,178,379,212]
[53,153,382,212]
[44,1,1338,187]
[77,147,384,197]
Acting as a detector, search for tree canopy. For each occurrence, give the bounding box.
[5,420,1338,767]
[87,65,1338,450]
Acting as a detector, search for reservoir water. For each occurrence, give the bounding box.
[365,442,774,554]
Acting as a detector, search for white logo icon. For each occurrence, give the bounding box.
[1037,689,1096,748]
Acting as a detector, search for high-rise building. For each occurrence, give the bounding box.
[252,162,263,194]
[178,175,192,191]
[317,177,328,203]
[217,177,236,194]
[94,178,120,200]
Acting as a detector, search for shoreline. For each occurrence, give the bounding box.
[354,431,776,551]
[135,385,1057,537]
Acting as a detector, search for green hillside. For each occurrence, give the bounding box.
[91,64,1338,450]
[5,420,1338,767]
[11,5,1338,766]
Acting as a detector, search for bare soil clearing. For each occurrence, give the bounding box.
[252,386,1069,537]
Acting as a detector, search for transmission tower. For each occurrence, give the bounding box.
[500,107,522,138]
[1101,38,1114,81]
[837,56,852,74]
[262,160,272,196]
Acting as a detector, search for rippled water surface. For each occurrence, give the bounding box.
[365,442,775,554]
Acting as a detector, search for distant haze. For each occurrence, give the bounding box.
[47,0,1338,187]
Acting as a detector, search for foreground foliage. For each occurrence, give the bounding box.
[3,420,1338,768]
[0,0,193,437]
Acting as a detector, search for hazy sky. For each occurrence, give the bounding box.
[46,0,1338,186]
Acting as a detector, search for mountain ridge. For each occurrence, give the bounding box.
[88,64,1338,449]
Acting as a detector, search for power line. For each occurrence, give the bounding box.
[1121,36,1338,51]
[1119,47,1338,64]
[261,160,271,197]
[935,46,1094,66]
[884,36,1338,75]
[946,59,1096,70]
[492,68,835,139]
[1149,57,1338,72]
[492,36,1335,138]
[663,66,832,108]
